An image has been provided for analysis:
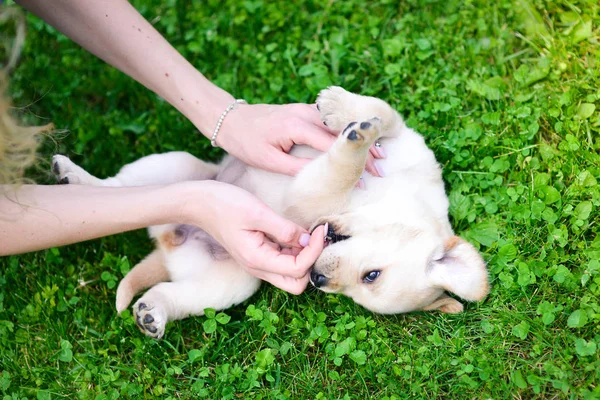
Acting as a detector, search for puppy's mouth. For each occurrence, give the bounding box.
[324,224,350,247]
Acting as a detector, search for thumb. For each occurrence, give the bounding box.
[251,206,309,248]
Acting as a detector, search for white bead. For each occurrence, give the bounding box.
[210,99,247,148]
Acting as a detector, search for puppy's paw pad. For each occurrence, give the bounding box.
[133,300,166,339]
[341,118,380,145]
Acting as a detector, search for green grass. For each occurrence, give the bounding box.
[2,0,600,398]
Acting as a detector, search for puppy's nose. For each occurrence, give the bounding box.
[310,270,329,288]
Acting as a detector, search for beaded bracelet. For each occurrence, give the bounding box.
[210,99,247,147]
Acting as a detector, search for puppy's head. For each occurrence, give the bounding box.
[310,219,489,314]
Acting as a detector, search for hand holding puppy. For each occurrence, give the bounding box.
[178,181,326,294]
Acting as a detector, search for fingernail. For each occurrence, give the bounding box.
[323,223,329,240]
[358,174,366,190]
[375,145,387,158]
[299,233,310,247]
[374,160,386,177]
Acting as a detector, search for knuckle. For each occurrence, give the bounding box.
[250,206,269,223]
[278,224,297,244]
[288,284,304,295]
[293,266,308,278]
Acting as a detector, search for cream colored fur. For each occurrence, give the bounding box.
[52,87,489,339]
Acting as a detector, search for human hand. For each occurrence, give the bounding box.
[216,103,384,177]
[180,180,326,294]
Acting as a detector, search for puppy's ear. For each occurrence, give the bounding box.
[428,237,489,302]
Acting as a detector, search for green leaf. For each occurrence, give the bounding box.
[467,77,506,100]
[203,319,217,334]
[188,349,203,363]
[426,329,444,346]
[574,338,597,356]
[467,222,499,247]
[575,170,597,187]
[204,308,216,319]
[517,262,534,287]
[567,310,588,328]
[101,271,112,281]
[246,305,263,321]
[514,59,551,86]
[498,244,518,264]
[571,20,593,43]
[382,37,405,57]
[574,201,592,220]
[541,186,561,204]
[255,349,275,370]
[553,265,571,283]
[541,312,555,325]
[334,337,356,357]
[576,103,596,119]
[481,320,494,334]
[512,321,530,339]
[512,370,527,389]
[0,371,11,392]
[58,339,73,363]
[215,312,231,325]
[37,390,52,400]
[349,350,367,365]
[516,0,550,39]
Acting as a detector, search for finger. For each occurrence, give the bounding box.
[263,240,281,252]
[294,126,337,153]
[365,155,380,177]
[251,203,310,247]
[266,149,312,176]
[259,272,309,295]
[370,144,383,159]
[249,225,326,278]
[281,246,302,256]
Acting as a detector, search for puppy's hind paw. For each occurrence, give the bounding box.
[133,300,167,339]
[51,155,84,185]
[51,154,103,186]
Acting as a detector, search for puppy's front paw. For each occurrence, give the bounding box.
[133,299,167,339]
[316,86,354,131]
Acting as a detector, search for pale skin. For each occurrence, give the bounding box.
[6,0,386,292]
[15,0,385,175]
[0,182,326,293]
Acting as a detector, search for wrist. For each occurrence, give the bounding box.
[165,67,235,139]
[164,180,213,227]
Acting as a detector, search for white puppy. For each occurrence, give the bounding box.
[52,87,489,338]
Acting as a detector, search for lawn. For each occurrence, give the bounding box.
[1,0,599,398]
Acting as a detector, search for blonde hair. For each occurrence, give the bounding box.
[0,6,52,187]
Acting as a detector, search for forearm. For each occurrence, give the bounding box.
[16,0,233,136]
[0,183,193,255]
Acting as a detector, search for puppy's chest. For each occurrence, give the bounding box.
[349,177,446,228]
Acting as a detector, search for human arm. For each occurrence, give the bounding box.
[15,0,383,176]
[0,181,325,293]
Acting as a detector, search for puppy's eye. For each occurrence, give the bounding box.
[362,270,381,283]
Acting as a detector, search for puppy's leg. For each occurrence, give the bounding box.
[115,250,169,314]
[316,86,403,136]
[284,119,380,226]
[52,151,220,186]
[131,260,261,339]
